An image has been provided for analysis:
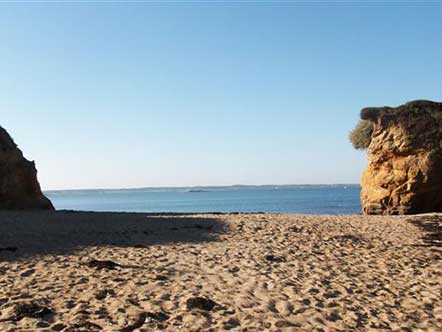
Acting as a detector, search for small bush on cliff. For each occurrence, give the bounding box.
[349,120,374,150]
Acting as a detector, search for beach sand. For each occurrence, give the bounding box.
[0,211,441,331]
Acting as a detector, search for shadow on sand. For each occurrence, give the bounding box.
[0,210,228,261]
[410,214,442,248]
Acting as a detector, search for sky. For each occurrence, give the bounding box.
[1,1,442,190]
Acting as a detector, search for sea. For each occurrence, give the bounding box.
[45,184,361,215]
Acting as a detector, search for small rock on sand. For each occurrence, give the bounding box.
[186,297,218,311]
[87,259,121,270]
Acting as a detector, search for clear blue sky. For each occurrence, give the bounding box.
[1,1,441,190]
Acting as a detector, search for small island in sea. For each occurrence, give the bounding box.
[186,189,210,193]
[1,101,441,331]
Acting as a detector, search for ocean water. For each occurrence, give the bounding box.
[45,185,361,215]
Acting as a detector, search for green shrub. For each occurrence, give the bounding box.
[349,120,374,150]
[350,100,441,150]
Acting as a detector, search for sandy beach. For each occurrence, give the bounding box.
[0,211,441,332]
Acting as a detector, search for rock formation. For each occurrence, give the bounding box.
[351,100,442,215]
[0,126,54,210]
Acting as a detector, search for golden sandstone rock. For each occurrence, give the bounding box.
[0,126,54,210]
[353,100,442,215]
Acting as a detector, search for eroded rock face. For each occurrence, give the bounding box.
[360,100,442,215]
[0,126,54,210]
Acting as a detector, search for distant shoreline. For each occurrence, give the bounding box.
[44,183,360,194]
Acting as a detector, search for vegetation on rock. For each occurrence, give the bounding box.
[349,100,442,151]
[349,120,374,150]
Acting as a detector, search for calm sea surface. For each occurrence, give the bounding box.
[45,185,361,215]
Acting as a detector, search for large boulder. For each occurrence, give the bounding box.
[351,100,442,215]
[0,126,54,210]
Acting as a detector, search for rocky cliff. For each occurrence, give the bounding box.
[351,100,442,215]
[0,126,54,210]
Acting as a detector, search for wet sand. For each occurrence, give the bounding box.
[0,211,441,331]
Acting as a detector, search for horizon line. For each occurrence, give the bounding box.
[44,183,361,192]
